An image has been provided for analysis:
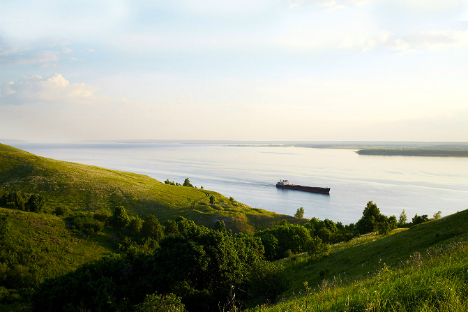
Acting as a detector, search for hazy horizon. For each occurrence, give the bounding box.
[1,0,468,142]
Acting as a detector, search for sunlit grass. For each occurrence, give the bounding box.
[249,209,468,311]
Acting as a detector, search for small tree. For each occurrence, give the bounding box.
[433,211,442,220]
[142,215,164,240]
[0,191,26,210]
[164,220,179,235]
[214,220,226,231]
[378,215,397,235]
[183,178,194,187]
[26,194,46,212]
[398,209,407,227]
[134,292,186,312]
[128,216,143,235]
[412,214,429,225]
[209,195,215,204]
[111,206,130,230]
[294,207,304,219]
[356,201,381,234]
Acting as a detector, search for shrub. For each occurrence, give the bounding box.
[135,292,186,312]
[93,212,110,224]
[54,206,73,217]
[294,207,304,218]
[25,194,46,212]
[111,206,130,230]
[128,216,143,235]
[141,215,164,240]
[68,214,104,234]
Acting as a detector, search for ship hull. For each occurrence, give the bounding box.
[276,184,330,195]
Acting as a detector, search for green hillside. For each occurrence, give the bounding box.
[254,209,468,311]
[0,207,115,310]
[0,143,303,233]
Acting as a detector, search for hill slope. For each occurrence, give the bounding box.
[0,143,303,233]
[256,209,468,311]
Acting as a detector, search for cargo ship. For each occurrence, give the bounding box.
[275,180,330,195]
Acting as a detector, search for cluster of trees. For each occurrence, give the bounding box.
[164,178,197,188]
[31,217,289,311]
[355,202,441,233]
[255,217,355,261]
[1,194,444,310]
[0,191,45,213]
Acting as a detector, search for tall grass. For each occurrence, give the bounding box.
[252,241,468,311]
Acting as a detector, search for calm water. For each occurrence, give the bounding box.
[10,142,468,224]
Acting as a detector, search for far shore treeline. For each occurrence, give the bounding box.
[356,148,468,157]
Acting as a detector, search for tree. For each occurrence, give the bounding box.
[214,220,226,231]
[356,201,381,234]
[209,195,215,204]
[294,207,304,218]
[141,215,164,240]
[412,214,429,225]
[433,211,442,220]
[378,215,397,235]
[183,178,194,187]
[164,220,179,235]
[398,209,407,227]
[26,194,46,212]
[135,292,186,312]
[111,206,130,230]
[0,191,26,210]
[128,216,143,235]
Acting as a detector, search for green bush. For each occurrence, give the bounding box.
[134,292,186,312]
[54,206,72,217]
[67,214,104,234]
[111,206,130,230]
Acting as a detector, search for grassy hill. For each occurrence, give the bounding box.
[0,207,115,310]
[0,143,303,233]
[253,209,468,311]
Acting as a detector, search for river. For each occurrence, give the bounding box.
[9,142,468,224]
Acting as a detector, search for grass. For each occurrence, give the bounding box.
[0,207,116,311]
[0,207,114,275]
[249,209,468,311]
[0,143,305,234]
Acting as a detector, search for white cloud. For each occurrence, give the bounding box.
[344,30,468,53]
[0,73,96,105]
[62,47,73,54]
[392,0,466,12]
[289,0,373,9]
[0,50,60,67]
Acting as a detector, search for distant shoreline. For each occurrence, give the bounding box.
[356,148,468,157]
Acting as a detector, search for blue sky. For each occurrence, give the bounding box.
[1,0,467,142]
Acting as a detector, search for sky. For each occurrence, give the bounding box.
[0,0,467,142]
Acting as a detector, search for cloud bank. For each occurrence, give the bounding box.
[0,74,96,105]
